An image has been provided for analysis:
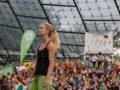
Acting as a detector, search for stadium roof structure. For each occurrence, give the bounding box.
[0,0,120,60]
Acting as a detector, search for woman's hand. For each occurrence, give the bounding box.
[43,78,49,87]
[26,78,32,86]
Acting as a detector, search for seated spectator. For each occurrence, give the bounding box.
[14,76,24,90]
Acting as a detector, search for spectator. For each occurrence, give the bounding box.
[98,53,104,68]
[14,76,24,90]
[0,53,120,90]
[91,54,98,68]
[84,53,91,68]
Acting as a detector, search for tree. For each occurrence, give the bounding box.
[113,34,120,50]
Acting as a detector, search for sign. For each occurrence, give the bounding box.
[85,31,113,53]
[0,66,13,75]
[23,62,33,67]
[20,30,36,62]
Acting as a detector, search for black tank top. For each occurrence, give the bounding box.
[34,40,51,76]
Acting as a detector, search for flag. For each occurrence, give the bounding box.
[20,30,36,62]
[104,35,108,40]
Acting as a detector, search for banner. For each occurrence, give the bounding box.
[23,62,33,67]
[20,30,36,62]
[85,31,113,53]
[0,66,13,75]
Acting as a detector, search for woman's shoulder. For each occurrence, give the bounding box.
[46,41,57,52]
[47,41,56,48]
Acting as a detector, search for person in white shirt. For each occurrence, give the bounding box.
[104,54,109,69]
[24,64,29,72]
[91,54,98,68]
[30,60,36,69]
[84,53,90,68]
[84,66,91,74]
[18,63,25,72]
[98,52,104,68]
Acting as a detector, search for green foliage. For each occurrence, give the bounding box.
[113,34,120,61]
[113,34,120,49]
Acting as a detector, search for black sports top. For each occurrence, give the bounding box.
[34,40,51,76]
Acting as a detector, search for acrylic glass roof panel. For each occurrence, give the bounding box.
[86,24,97,33]
[0,42,4,50]
[9,0,46,17]
[0,2,19,27]
[68,46,79,55]
[64,33,75,44]
[0,26,23,50]
[96,24,106,31]
[97,2,108,9]
[58,33,65,38]
[113,30,118,36]
[61,45,71,54]
[0,0,119,58]
[77,0,120,21]
[60,37,67,44]
[78,46,84,53]
[31,39,38,52]
[56,50,63,58]
[44,5,84,32]
[61,45,70,52]
[87,3,98,9]
[72,34,84,45]
[41,0,74,5]
[7,49,14,55]
[18,16,49,34]
[110,8,119,16]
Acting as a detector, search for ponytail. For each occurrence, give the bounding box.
[42,22,60,48]
[51,30,60,48]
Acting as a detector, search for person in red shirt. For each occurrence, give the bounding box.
[115,65,119,73]
[109,67,116,75]
[19,74,23,83]
[81,64,85,70]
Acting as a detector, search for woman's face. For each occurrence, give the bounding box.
[118,71,120,75]
[73,85,77,89]
[94,86,98,90]
[94,79,97,83]
[106,74,109,78]
[102,83,106,87]
[115,81,118,85]
[58,85,63,90]
[38,24,49,36]
[107,81,110,86]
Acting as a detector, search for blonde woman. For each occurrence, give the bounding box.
[27,22,60,90]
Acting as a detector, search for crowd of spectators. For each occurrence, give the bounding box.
[51,61,120,90]
[0,62,35,90]
[0,55,120,90]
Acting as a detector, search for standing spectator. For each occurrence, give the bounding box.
[104,54,109,70]
[98,53,104,68]
[91,54,98,68]
[17,63,25,72]
[84,53,91,68]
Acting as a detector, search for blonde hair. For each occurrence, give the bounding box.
[42,22,60,48]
